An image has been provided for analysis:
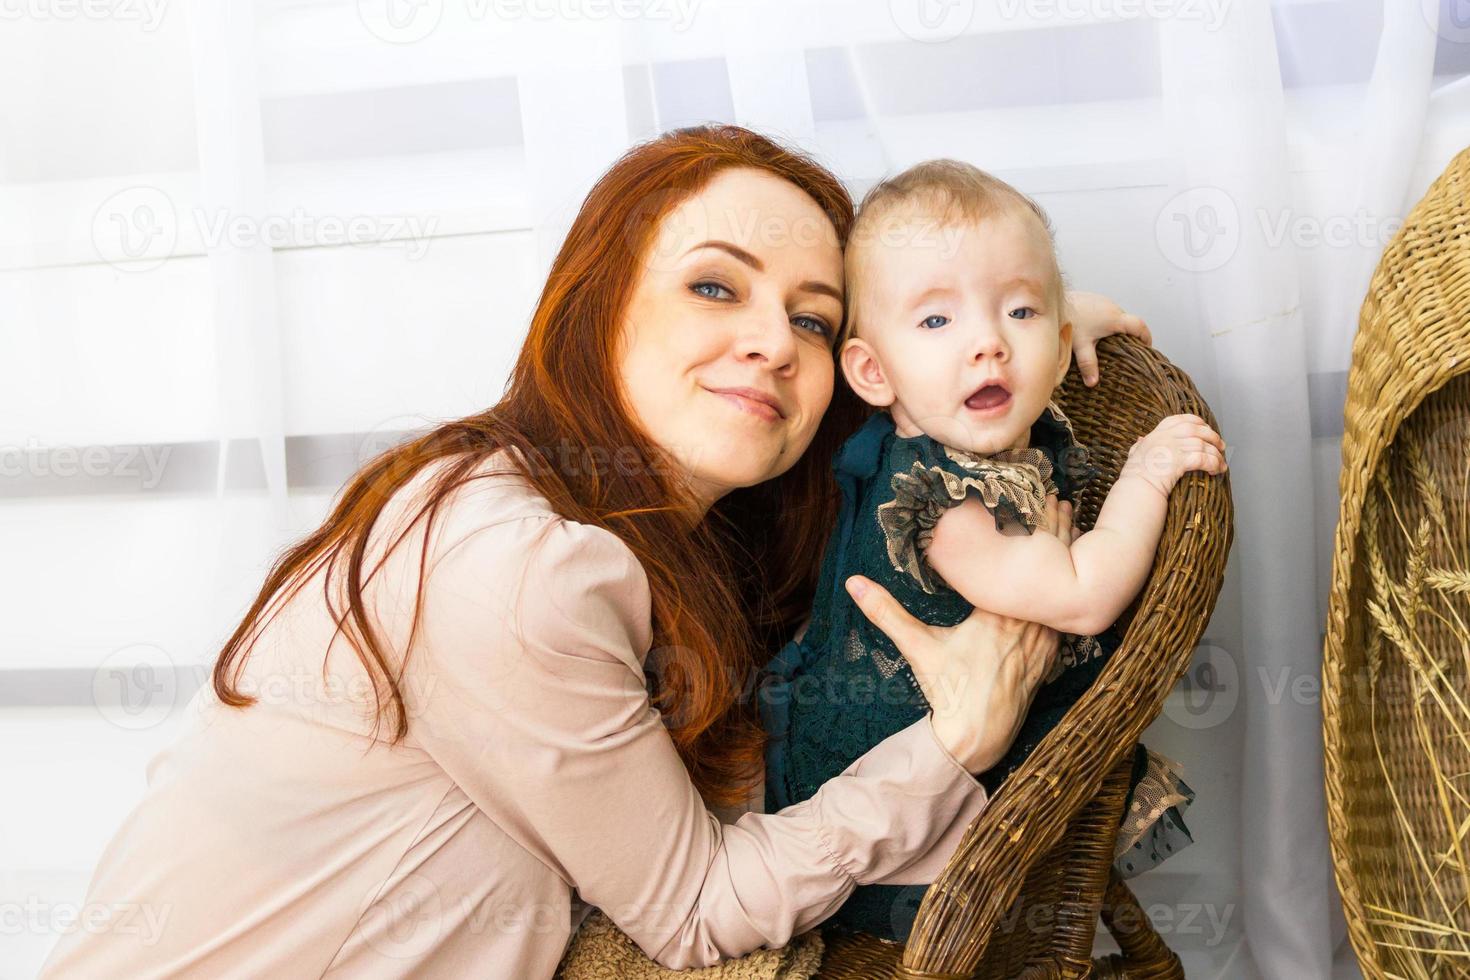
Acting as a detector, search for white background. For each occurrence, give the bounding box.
[4,0,1470,976]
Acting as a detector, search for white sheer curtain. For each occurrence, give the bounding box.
[3,0,1467,974]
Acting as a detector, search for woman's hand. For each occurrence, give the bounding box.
[842,499,1075,773]
[1065,290,1153,388]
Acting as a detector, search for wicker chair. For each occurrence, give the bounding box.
[815,333,1236,978]
[1322,146,1470,978]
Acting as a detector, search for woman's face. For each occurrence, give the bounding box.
[615,167,844,516]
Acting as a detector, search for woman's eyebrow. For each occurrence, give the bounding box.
[687,240,764,270]
[799,280,843,304]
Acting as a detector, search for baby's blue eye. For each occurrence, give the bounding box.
[1009,307,1037,320]
[920,314,950,329]
[691,281,733,300]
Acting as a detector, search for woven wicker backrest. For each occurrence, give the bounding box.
[884,335,1236,979]
[1322,146,1470,978]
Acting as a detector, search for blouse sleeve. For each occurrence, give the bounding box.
[404,510,990,970]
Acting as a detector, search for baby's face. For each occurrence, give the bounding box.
[844,207,1071,455]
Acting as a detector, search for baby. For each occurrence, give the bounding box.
[758,160,1227,944]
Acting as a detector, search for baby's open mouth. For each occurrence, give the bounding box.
[965,383,1012,412]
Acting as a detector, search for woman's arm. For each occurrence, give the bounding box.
[403,511,989,970]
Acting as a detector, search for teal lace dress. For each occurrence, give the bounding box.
[758,401,1195,944]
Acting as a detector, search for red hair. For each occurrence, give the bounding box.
[211,125,869,806]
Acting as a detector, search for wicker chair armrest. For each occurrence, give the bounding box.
[895,335,1236,978]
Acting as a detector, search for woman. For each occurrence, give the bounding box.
[41,125,1149,978]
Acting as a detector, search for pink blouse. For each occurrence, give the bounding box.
[40,449,990,978]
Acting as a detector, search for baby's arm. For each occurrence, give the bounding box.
[926,414,1227,635]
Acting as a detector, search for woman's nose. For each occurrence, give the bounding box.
[732,306,798,372]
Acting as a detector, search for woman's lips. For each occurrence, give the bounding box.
[965,385,1012,414]
[709,388,782,422]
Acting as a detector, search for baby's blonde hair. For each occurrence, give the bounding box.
[840,159,1067,348]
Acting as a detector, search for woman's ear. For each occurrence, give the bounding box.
[1055,316,1075,386]
[840,338,896,408]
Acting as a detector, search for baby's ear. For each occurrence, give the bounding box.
[840,338,896,409]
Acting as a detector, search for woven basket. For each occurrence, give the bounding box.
[1322,145,1470,977]
[813,334,1234,978]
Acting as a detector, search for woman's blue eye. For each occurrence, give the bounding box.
[1009,306,1037,320]
[920,314,950,329]
[691,280,733,300]
[792,314,831,338]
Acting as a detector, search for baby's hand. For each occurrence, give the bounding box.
[1122,414,1228,496]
